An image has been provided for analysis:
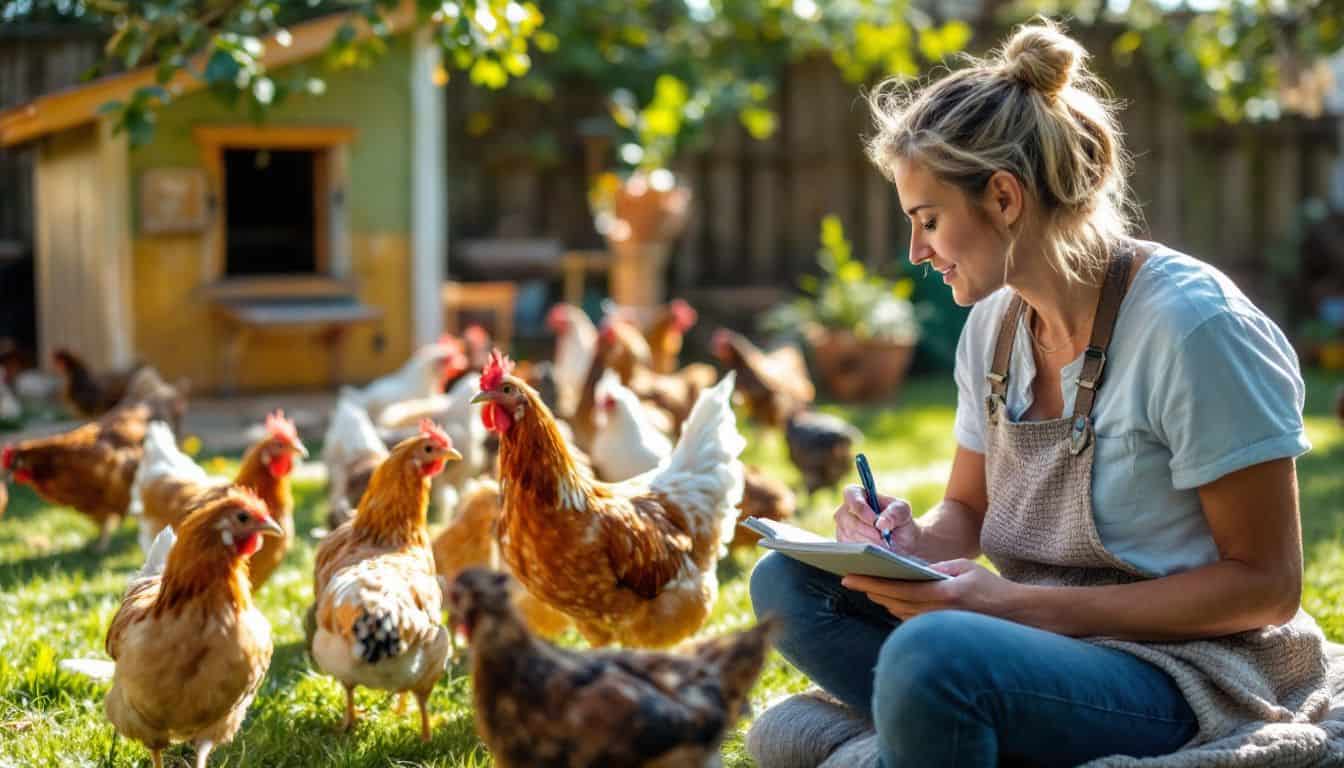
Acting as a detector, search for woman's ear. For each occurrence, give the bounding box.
[983,170,1024,232]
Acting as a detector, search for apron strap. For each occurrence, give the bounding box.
[1071,246,1133,422]
[987,295,1025,398]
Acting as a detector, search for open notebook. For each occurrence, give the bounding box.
[741,517,949,581]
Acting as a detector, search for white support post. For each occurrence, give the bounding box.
[410,27,447,347]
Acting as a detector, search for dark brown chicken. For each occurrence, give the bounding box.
[51,349,146,419]
[711,329,814,428]
[2,403,151,549]
[786,409,861,498]
[448,568,776,768]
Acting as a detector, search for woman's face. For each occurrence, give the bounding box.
[892,157,1012,307]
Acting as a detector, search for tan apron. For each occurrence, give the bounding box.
[979,247,1344,766]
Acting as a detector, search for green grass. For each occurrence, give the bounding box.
[1,370,1340,766]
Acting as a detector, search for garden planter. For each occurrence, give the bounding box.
[603,171,691,311]
[805,325,915,402]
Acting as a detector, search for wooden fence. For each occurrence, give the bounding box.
[444,40,1342,325]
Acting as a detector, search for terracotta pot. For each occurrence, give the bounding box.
[805,325,915,402]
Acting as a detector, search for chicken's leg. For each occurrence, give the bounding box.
[195,740,214,768]
[394,691,407,715]
[415,689,432,742]
[341,684,358,732]
[96,515,118,552]
[151,748,163,768]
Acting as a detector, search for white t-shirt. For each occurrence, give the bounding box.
[954,247,1311,576]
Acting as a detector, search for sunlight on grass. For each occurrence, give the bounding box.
[0,371,1339,766]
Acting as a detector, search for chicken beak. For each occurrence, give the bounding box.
[256,516,285,538]
[291,439,310,459]
[470,391,490,405]
[445,447,463,462]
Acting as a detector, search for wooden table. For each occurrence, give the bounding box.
[210,282,382,393]
[560,249,612,305]
[441,280,518,347]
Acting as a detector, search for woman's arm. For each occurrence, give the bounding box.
[834,444,988,563]
[845,457,1305,641]
[1015,457,1303,640]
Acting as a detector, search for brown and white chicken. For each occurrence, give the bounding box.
[321,395,389,531]
[62,488,281,768]
[132,411,307,590]
[308,420,460,740]
[473,351,744,648]
[448,568,776,768]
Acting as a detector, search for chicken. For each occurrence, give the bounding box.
[341,338,468,424]
[322,396,389,532]
[51,348,146,419]
[599,317,655,385]
[1,402,150,549]
[377,372,489,521]
[644,299,699,374]
[711,329,815,428]
[591,370,673,482]
[734,467,796,548]
[431,478,573,639]
[134,411,307,589]
[786,409,862,498]
[308,420,460,740]
[584,375,793,549]
[448,568,776,768]
[118,366,190,437]
[81,488,281,768]
[0,377,19,423]
[461,323,496,375]
[473,350,745,648]
[548,303,599,418]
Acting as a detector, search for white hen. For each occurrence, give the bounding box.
[129,422,226,554]
[546,303,598,419]
[321,396,389,529]
[341,340,466,424]
[590,369,673,482]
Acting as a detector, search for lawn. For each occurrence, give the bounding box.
[0,370,1340,767]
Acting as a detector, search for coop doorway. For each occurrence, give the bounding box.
[223,148,318,276]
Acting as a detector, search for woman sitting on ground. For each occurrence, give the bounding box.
[749,18,1342,768]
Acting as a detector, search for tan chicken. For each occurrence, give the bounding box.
[711,328,815,428]
[643,298,699,374]
[448,568,776,768]
[1,402,150,549]
[472,351,744,648]
[134,411,307,590]
[431,478,572,640]
[308,420,460,740]
[75,488,281,768]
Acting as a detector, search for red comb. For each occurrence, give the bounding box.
[419,419,452,450]
[670,299,697,331]
[265,410,299,444]
[599,321,618,343]
[1,445,14,469]
[480,348,514,391]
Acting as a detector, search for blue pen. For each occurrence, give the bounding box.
[856,453,893,549]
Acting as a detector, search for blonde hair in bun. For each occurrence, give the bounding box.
[866,17,1134,285]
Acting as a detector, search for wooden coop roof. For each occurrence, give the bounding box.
[0,2,416,148]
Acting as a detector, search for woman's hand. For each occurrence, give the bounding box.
[840,560,1027,622]
[834,485,922,555]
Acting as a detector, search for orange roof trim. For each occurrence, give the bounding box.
[0,1,416,148]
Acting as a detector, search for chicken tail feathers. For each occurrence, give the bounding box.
[652,371,746,552]
[59,658,116,682]
[129,421,180,517]
[351,607,404,663]
[138,526,176,581]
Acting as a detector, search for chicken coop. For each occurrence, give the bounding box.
[0,8,448,393]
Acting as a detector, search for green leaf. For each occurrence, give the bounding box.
[739,106,777,139]
[203,49,240,86]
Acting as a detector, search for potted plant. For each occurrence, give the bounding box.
[763,215,920,401]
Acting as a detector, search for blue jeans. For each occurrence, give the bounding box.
[749,553,1199,768]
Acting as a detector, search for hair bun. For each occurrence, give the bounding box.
[1002,22,1085,99]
